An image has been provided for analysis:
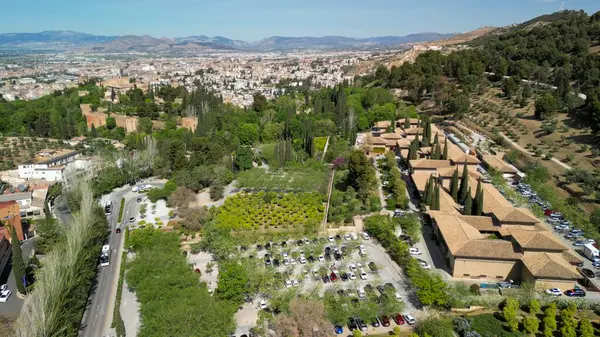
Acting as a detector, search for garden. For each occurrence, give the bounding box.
[213,191,325,231]
[236,161,330,194]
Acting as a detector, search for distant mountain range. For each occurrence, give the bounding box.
[0,30,455,52]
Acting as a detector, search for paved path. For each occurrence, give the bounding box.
[498,132,572,171]
[120,279,140,337]
[374,160,387,209]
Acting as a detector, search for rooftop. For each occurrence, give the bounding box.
[521,252,580,280]
[20,149,79,165]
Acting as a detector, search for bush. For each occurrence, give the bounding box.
[522,316,538,334]
[469,284,480,295]
[117,197,125,223]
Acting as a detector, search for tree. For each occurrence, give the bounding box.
[423,176,432,205]
[216,262,248,304]
[404,118,411,129]
[578,318,594,337]
[442,138,448,160]
[464,190,472,215]
[237,123,260,145]
[90,123,98,138]
[210,183,224,201]
[235,146,253,171]
[543,304,557,330]
[106,116,116,129]
[458,162,469,204]
[252,92,268,112]
[473,179,484,215]
[522,316,538,335]
[431,183,440,210]
[451,168,459,202]
[347,150,375,201]
[447,93,470,119]
[137,117,153,134]
[167,187,196,209]
[528,299,540,314]
[502,298,519,332]
[10,224,26,294]
[274,299,333,337]
[534,93,559,120]
[590,208,600,228]
[502,77,519,99]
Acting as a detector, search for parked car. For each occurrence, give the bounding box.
[409,247,422,255]
[545,288,562,296]
[418,259,431,269]
[580,268,596,278]
[403,313,417,325]
[361,232,370,240]
[259,300,268,309]
[347,318,358,331]
[322,275,330,283]
[565,289,586,297]
[129,217,136,223]
[393,313,405,325]
[368,262,378,271]
[0,289,10,303]
[356,318,367,331]
[370,317,381,327]
[334,325,344,335]
[359,269,368,280]
[328,236,335,242]
[379,315,391,327]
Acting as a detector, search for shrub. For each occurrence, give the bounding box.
[469,284,480,295]
[528,299,540,314]
[522,316,538,334]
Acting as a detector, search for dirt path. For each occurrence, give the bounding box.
[499,133,572,171]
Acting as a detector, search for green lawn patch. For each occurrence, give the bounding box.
[236,163,329,193]
[470,313,524,337]
[117,197,125,223]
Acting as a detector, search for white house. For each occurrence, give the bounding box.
[17,149,81,182]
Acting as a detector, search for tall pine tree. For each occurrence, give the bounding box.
[451,168,459,202]
[423,176,431,202]
[403,118,410,130]
[10,224,26,294]
[474,180,484,215]
[464,188,473,215]
[426,176,435,206]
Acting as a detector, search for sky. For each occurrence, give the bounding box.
[1,0,599,41]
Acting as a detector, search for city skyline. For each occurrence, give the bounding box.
[2,0,598,40]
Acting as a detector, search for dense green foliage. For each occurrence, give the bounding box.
[214,191,324,231]
[10,225,26,294]
[126,228,236,337]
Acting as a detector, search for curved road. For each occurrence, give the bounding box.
[55,179,164,337]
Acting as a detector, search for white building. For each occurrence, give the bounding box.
[17,149,81,182]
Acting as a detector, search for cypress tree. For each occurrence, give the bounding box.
[90,123,97,138]
[464,188,473,215]
[415,132,420,146]
[10,224,26,294]
[474,180,484,215]
[426,176,435,206]
[458,161,469,204]
[442,138,449,160]
[404,118,410,129]
[434,142,442,160]
[423,177,431,202]
[431,183,440,210]
[451,169,459,202]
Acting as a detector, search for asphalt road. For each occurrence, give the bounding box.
[74,180,164,337]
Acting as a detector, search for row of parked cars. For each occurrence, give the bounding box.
[545,288,586,297]
[340,312,417,334]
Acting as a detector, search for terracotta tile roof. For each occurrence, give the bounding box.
[419,147,433,155]
[372,137,389,146]
[508,229,567,251]
[482,155,517,174]
[396,139,412,148]
[374,121,392,128]
[521,252,581,279]
[397,118,420,125]
[438,190,461,215]
[451,155,481,165]
[393,128,407,135]
[429,212,485,254]
[454,239,523,260]
[495,207,539,224]
[437,166,482,179]
[410,159,452,169]
[412,172,434,193]
[562,250,584,264]
[381,133,404,140]
[456,215,497,232]
[404,127,424,135]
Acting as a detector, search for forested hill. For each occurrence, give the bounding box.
[360,10,600,133]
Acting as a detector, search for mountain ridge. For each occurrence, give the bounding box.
[0,30,455,52]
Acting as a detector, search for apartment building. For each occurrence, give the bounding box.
[17,149,80,182]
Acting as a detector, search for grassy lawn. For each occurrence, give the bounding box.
[236,164,329,194]
[470,313,524,337]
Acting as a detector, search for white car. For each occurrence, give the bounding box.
[357,288,366,298]
[350,232,358,240]
[290,258,296,265]
[0,289,11,303]
[132,186,140,192]
[349,264,357,272]
[409,248,422,255]
[259,300,268,309]
[299,257,307,264]
[129,217,136,223]
[344,233,351,241]
[328,236,335,242]
[403,313,417,325]
[545,288,562,296]
[0,284,6,292]
[348,272,357,280]
[362,232,370,240]
[284,280,292,288]
[418,260,431,269]
[395,292,402,300]
[318,255,325,262]
[292,279,299,287]
[359,269,367,280]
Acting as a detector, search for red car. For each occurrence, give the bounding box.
[379,315,391,327]
[544,209,553,216]
[393,313,405,325]
[330,273,338,282]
